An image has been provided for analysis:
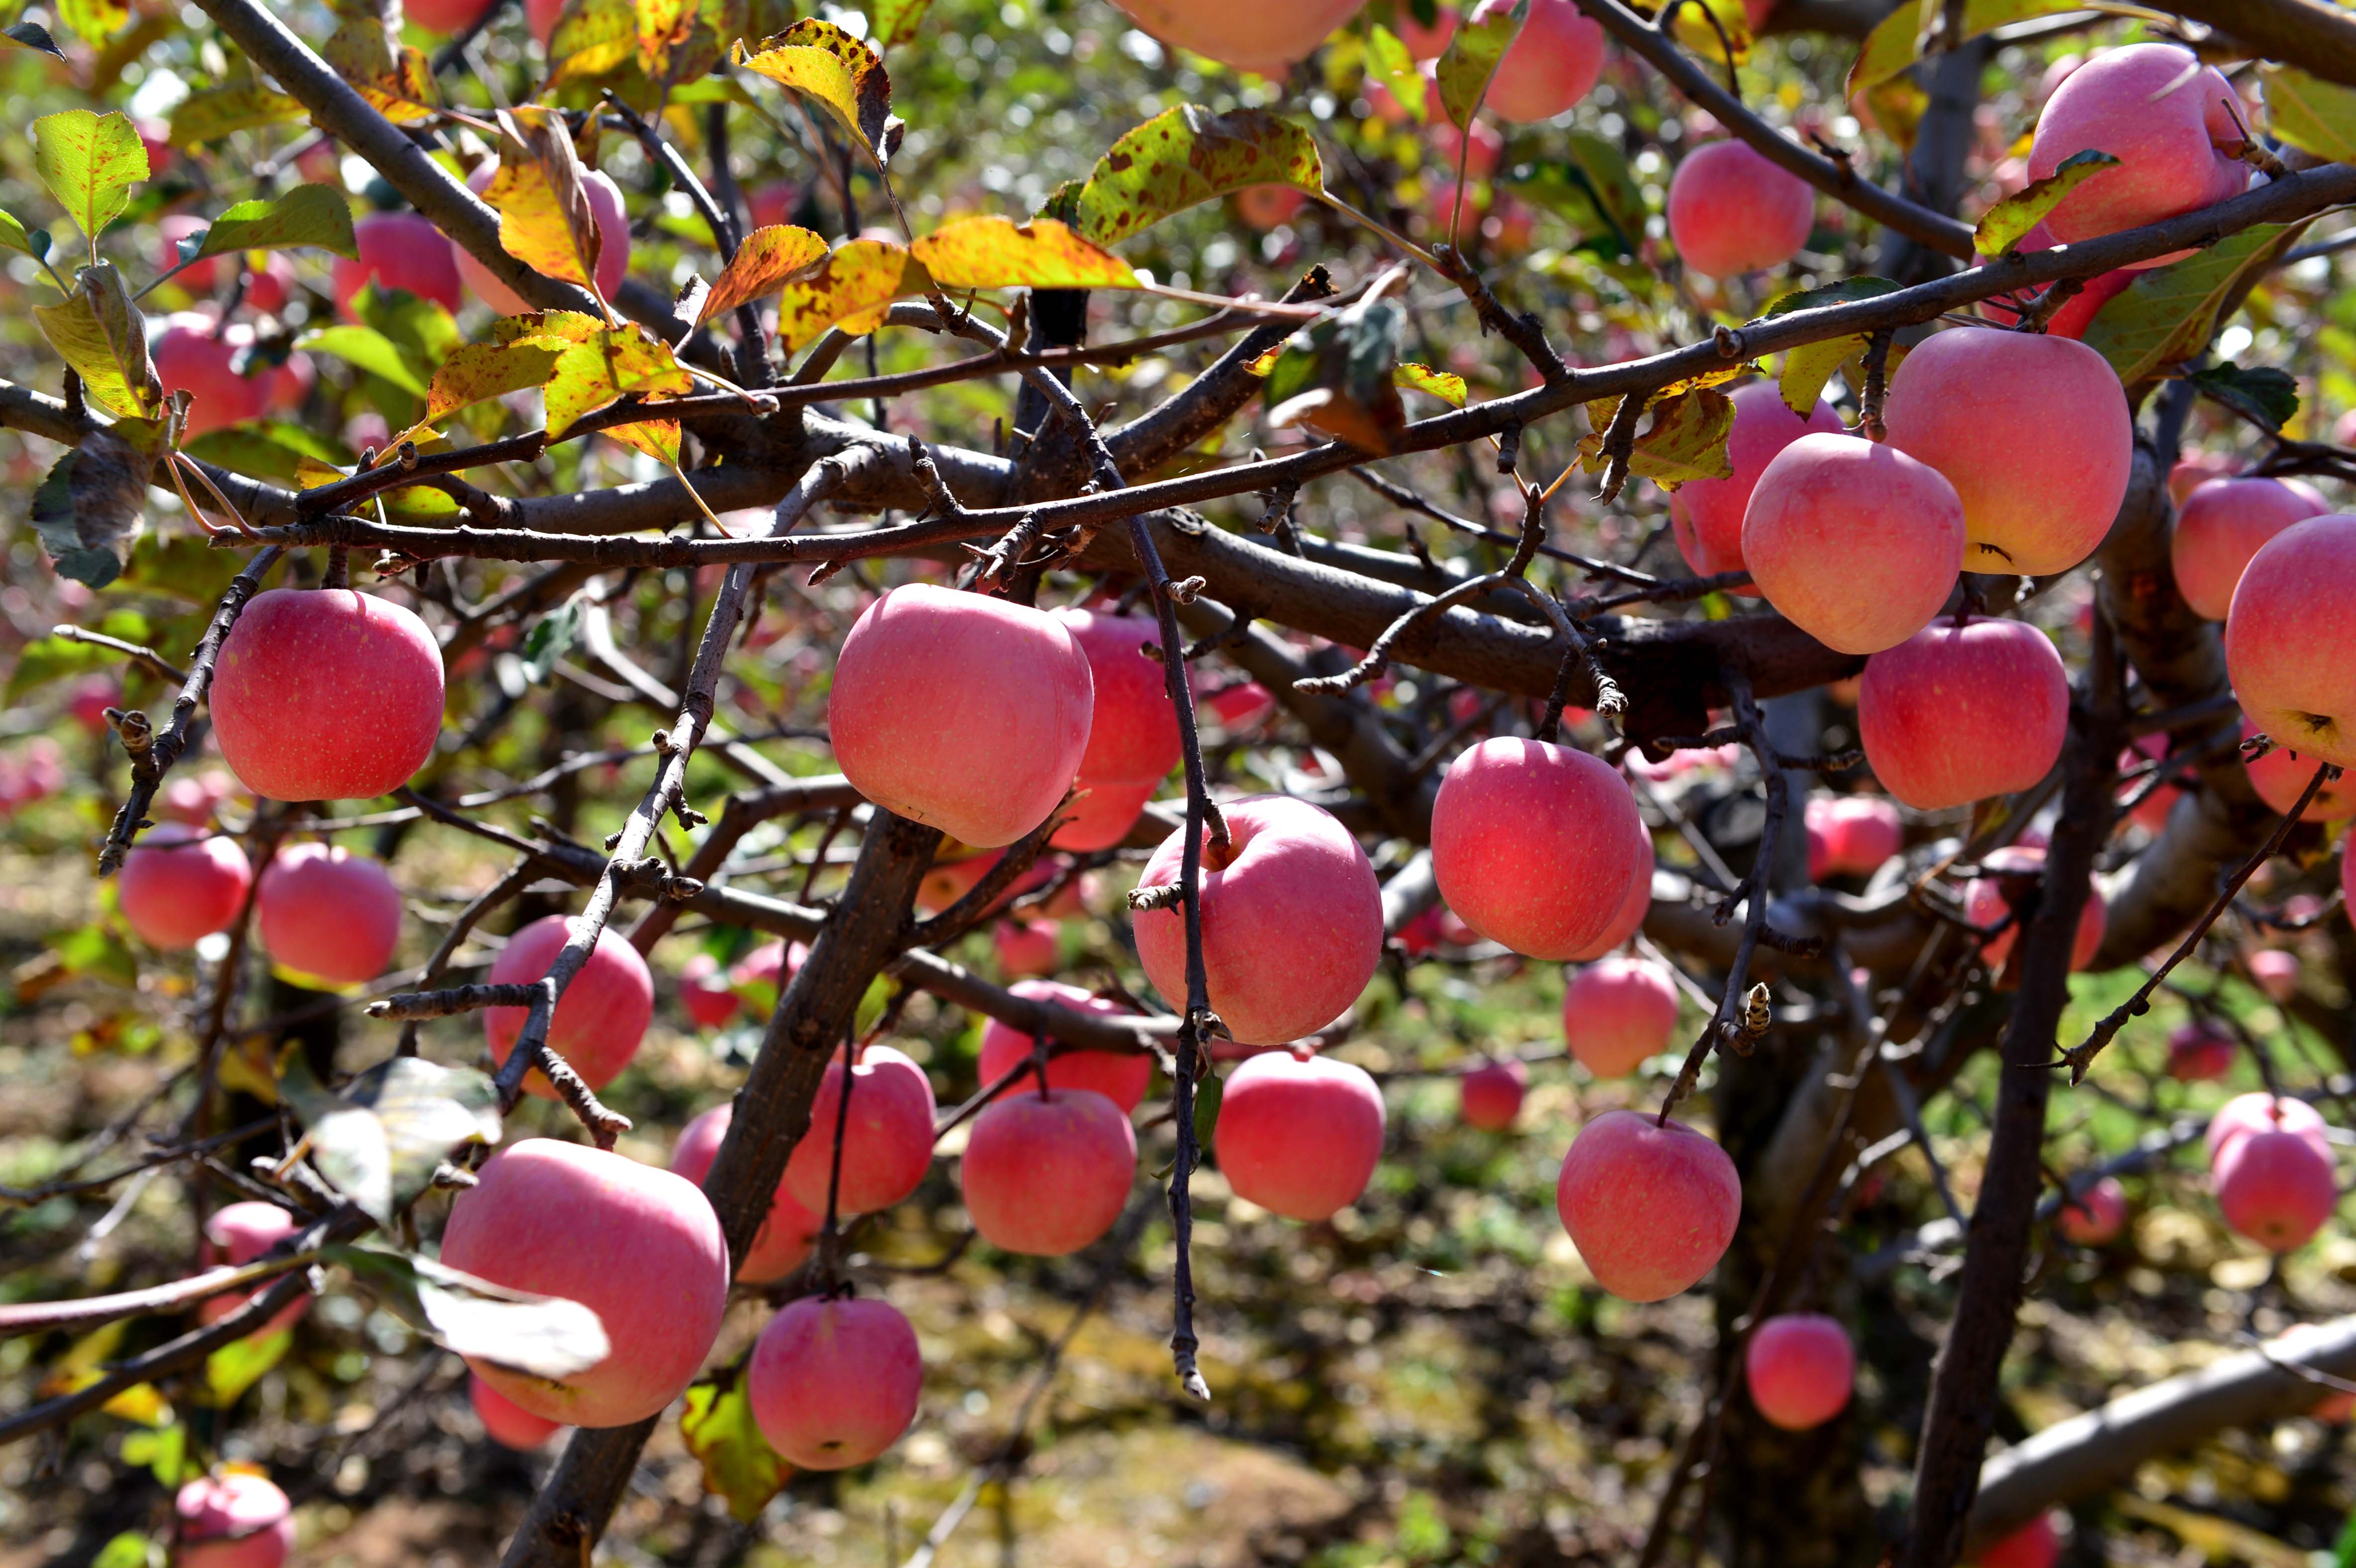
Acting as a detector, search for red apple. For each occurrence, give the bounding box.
[196,1201,308,1336]
[1431,737,1646,960]
[781,1045,938,1215]
[1396,3,1455,58]
[2207,1092,2330,1171]
[2214,1127,2337,1251]
[746,1295,922,1469]
[670,1103,821,1284]
[1102,0,1363,73]
[1555,1109,1741,1301]
[1207,682,1276,730]
[118,825,252,949]
[176,1471,293,1568]
[1669,382,1841,584]
[2246,716,2356,819]
[255,842,401,984]
[157,213,220,293]
[154,318,270,437]
[1051,776,1160,851]
[483,914,655,1097]
[2026,42,2246,250]
[2055,1176,2126,1245]
[1562,955,1679,1077]
[2165,1019,2236,1082]
[678,952,740,1029]
[1964,846,2106,973]
[1565,812,1658,960]
[471,1372,563,1450]
[959,1086,1137,1255]
[1973,1513,2060,1568]
[1213,1048,1385,1221]
[1742,433,1965,655]
[2249,947,2301,1001]
[2227,515,2356,770]
[2173,477,2329,621]
[210,588,445,802]
[992,916,1060,978]
[1808,795,1902,878]
[1458,1057,1526,1131]
[1744,1313,1854,1432]
[1858,618,2069,811]
[1668,139,1814,278]
[332,211,464,318]
[976,980,1154,1112]
[407,0,496,31]
[1467,0,1604,122]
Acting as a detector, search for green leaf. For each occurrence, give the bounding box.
[680,1367,792,1522]
[2187,362,2299,433]
[519,594,586,685]
[1364,22,1427,123]
[732,19,901,165]
[203,1329,291,1407]
[1848,0,2083,101]
[909,216,1139,290]
[1509,135,1648,259]
[48,922,138,987]
[0,209,44,266]
[53,0,128,46]
[2,21,65,58]
[1435,0,1523,130]
[3,629,115,702]
[281,1058,501,1226]
[328,1247,610,1380]
[90,1533,160,1568]
[1577,387,1737,489]
[167,83,306,148]
[1191,1069,1222,1149]
[183,422,356,488]
[2081,221,2312,389]
[295,324,432,397]
[1393,361,1466,407]
[871,0,931,48]
[194,185,359,263]
[31,110,148,244]
[356,284,462,370]
[1071,106,1325,247]
[29,425,158,589]
[1264,294,1410,454]
[1973,148,2117,256]
[33,263,163,420]
[2262,63,2356,163]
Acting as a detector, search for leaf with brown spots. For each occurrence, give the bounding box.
[1071,106,1323,248]
[33,262,162,421]
[908,216,1138,290]
[321,13,437,125]
[771,238,929,351]
[732,18,900,165]
[484,113,605,298]
[388,339,567,450]
[1576,387,1737,490]
[697,223,829,324]
[542,324,691,441]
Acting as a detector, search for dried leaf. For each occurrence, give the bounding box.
[909,216,1139,290]
[281,1057,502,1226]
[328,1247,609,1380]
[30,424,158,588]
[168,82,306,148]
[1072,106,1324,247]
[34,263,163,420]
[697,223,829,324]
[733,19,899,165]
[1778,335,1861,416]
[204,1329,291,1407]
[771,238,927,351]
[681,1368,793,1522]
[1435,0,1523,130]
[31,109,148,244]
[632,0,693,75]
[545,0,637,85]
[1973,148,2117,256]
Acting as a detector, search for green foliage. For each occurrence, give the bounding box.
[1433,0,1522,131]
[680,1367,792,1522]
[30,109,146,246]
[1071,107,1325,247]
[192,184,360,263]
[2082,221,2313,388]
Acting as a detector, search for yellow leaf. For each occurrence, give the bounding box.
[602,417,681,464]
[633,0,692,74]
[101,1381,171,1426]
[388,339,565,450]
[698,224,829,325]
[322,15,437,124]
[732,18,899,163]
[772,238,926,351]
[33,263,162,421]
[908,216,1139,291]
[544,325,691,439]
[486,113,604,298]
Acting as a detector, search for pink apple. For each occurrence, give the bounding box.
[679,953,740,1029]
[1051,609,1183,788]
[670,1102,821,1284]
[332,211,463,318]
[1431,738,1646,960]
[1808,795,1902,878]
[263,349,313,412]
[154,318,270,437]
[1974,1513,2060,1568]
[1565,812,1657,960]
[483,914,655,1097]
[118,824,252,949]
[1555,1109,1741,1301]
[746,1295,922,1469]
[976,980,1155,1112]
[2214,1127,2338,1252]
[2208,1092,2331,1171]
[1236,184,1308,229]
[1430,118,1503,182]
[1669,139,1815,278]
[2246,717,2356,819]
[1396,3,1455,58]
[1742,433,1965,655]
[992,917,1060,978]
[1051,776,1160,851]
[2055,1176,2126,1245]
[2026,42,2246,249]
[1207,682,1276,730]
[1213,1049,1385,1221]
[528,0,563,45]
[176,1471,293,1568]
[959,1086,1137,1255]
[441,1138,728,1427]
[2171,449,2245,505]
[254,842,401,984]
[453,160,631,313]
[1964,846,2106,973]
[406,0,495,30]
[1467,0,1604,122]
[1101,0,1363,74]
[1882,328,2132,576]
[781,1045,937,1215]
[1744,1313,1854,1432]
[1858,618,2069,811]
[471,1372,563,1450]
[830,584,1094,848]
[1134,795,1382,1046]
[1669,382,1841,584]
[69,674,118,733]
[2227,515,2356,770]
[2165,1019,2236,1082]
[196,1201,308,1336]
[2173,477,2329,621]
[1562,955,1680,1077]
[1458,1058,1526,1130]
[1978,222,2134,339]
[2248,947,2301,1001]
[210,588,445,802]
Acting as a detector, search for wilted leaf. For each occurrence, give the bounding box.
[2263,64,2356,164]
[733,19,899,165]
[1072,106,1324,247]
[697,223,829,324]
[193,185,359,262]
[2187,361,2299,433]
[771,238,926,351]
[328,1247,610,1380]
[1577,387,1737,489]
[487,114,604,296]
[1973,148,2117,256]
[909,216,1139,290]
[54,0,127,46]
[872,0,931,48]
[2,20,65,57]
[30,424,159,588]
[1436,0,1523,129]
[2081,220,2311,389]
[1393,361,1466,407]
[322,13,437,124]
[389,340,565,449]
[1264,294,1409,455]
[31,110,147,245]
[681,1368,792,1522]
[282,1057,501,1226]
[1364,22,1427,123]
[204,1329,291,1407]
[296,324,431,397]
[168,83,305,148]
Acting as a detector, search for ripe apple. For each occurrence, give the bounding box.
[977,980,1155,1112]
[2316,1388,2356,1423]
[781,1045,938,1215]
[746,1295,922,1469]
[482,914,655,1097]
[2227,514,2356,770]
[210,588,445,802]
[176,1471,294,1568]
[2245,717,2356,819]
[154,318,270,438]
[1396,3,1456,58]
[2248,947,2300,1001]
[1669,383,1841,584]
[1881,328,2132,576]
[1807,795,1902,878]
[2165,1019,2235,1082]
[1101,0,1363,73]
[2207,1092,2330,1171]
[670,1102,821,1284]
[527,0,563,45]
[440,1138,728,1427]
[1744,1313,1855,1432]
[255,842,402,984]
[1458,1057,1527,1131]
[471,1372,563,1450]
[1668,139,1815,278]
[959,1086,1137,1255]
[1565,812,1658,961]
[1858,619,2069,811]
[2172,477,2329,621]
[1742,433,1966,655]
[1051,608,1182,787]
[830,584,1095,848]
[1467,0,1604,122]
[2055,1176,2126,1245]
[407,0,496,31]
[1133,795,1383,1046]
[331,211,464,318]
[1555,1109,1741,1301]
[1052,777,1161,851]
[1974,1513,2060,1568]
[196,1201,309,1336]
[1432,738,1647,960]
[992,917,1060,978]
[453,160,631,313]
[2026,41,2246,249]
[2214,1127,2337,1251]
[678,953,740,1029]
[1207,682,1276,730]
[1562,955,1680,1077]
[1213,1049,1385,1221]
[156,213,220,293]
[118,824,252,950]
[1964,846,2107,973]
